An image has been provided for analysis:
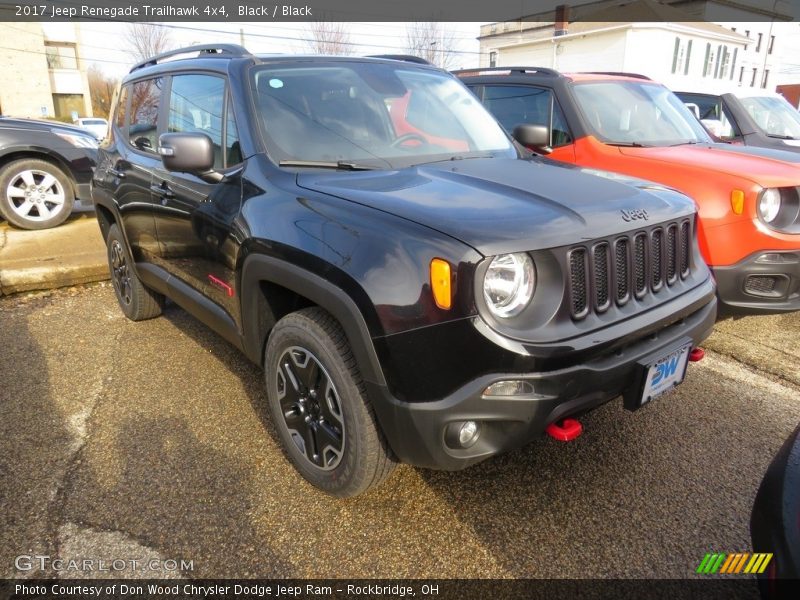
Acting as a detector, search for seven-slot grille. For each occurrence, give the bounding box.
[567,219,693,320]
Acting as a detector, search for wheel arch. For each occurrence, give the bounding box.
[0,149,79,198]
[240,254,387,388]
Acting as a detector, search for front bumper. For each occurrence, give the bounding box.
[713,250,800,315]
[368,287,717,470]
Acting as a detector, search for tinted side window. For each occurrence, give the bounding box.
[168,74,225,169]
[679,93,738,139]
[224,95,242,167]
[680,93,720,120]
[482,85,573,147]
[115,85,129,129]
[129,78,163,154]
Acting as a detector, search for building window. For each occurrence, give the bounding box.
[713,44,722,78]
[52,94,84,119]
[756,33,763,52]
[768,35,775,54]
[703,43,711,77]
[719,46,730,79]
[739,66,744,83]
[744,29,750,50]
[762,70,770,89]
[730,48,738,80]
[489,51,497,67]
[671,37,680,73]
[45,43,77,70]
[684,40,693,75]
[751,68,758,87]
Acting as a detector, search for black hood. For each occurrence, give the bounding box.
[298,157,695,256]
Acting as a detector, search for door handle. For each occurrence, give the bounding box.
[108,168,125,179]
[150,182,176,200]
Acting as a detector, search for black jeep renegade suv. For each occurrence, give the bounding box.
[92,45,717,497]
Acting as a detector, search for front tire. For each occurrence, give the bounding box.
[0,159,74,230]
[265,308,396,497]
[105,224,164,321]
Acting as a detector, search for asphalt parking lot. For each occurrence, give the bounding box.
[1,283,798,580]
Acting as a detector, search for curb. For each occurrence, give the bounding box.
[0,263,109,296]
[0,214,109,297]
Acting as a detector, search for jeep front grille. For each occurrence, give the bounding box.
[569,249,588,318]
[567,219,693,320]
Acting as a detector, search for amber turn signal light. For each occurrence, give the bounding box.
[430,258,452,310]
[730,189,745,215]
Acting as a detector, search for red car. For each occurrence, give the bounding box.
[459,68,800,315]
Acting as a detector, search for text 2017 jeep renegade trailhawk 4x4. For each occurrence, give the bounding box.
[92,46,716,497]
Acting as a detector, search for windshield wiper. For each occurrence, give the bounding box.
[766,133,798,140]
[278,160,378,171]
[413,153,496,166]
[667,140,702,147]
[606,141,652,148]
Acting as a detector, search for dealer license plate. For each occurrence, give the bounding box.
[638,343,692,406]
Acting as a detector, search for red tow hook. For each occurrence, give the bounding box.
[689,347,705,362]
[545,418,583,442]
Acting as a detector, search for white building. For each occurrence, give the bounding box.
[0,22,92,119]
[477,0,793,93]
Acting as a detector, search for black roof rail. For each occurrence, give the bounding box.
[130,44,252,74]
[366,54,432,65]
[582,71,652,80]
[452,66,562,77]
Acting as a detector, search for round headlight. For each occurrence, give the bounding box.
[758,188,782,223]
[483,253,536,318]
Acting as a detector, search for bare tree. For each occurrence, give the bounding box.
[405,22,460,69]
[87,65,119,119]
[304,22,355,56]
[125,23,172,63]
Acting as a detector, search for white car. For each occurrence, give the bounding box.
[73,117,109,140]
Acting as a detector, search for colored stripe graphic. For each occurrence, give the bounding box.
[720,554,736,574]
[733,553,750,574]
[698,552,774,575]
[710,553,726,573]
[744,553,773,574]
[696,553,713,574]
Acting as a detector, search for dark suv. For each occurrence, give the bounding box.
[92,46,717,497]
[0,117,97,229]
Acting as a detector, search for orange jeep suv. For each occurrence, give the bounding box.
[458,68,800,315]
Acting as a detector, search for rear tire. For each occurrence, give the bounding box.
[0,158,74,230]
[265,307,396,497]
[105,224,164,321]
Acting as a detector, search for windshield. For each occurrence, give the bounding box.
[250,61,516,168]
[572,81,711,146]
[738,95,800,139]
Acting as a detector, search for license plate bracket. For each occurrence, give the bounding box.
[623,339,693,411]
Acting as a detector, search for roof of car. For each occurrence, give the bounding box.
[675,87,786,100]
[564,72,655,83]
[456,68,657,85]
[124,46,441,82]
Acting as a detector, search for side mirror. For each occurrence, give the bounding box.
[158,133,221,181]
[512,123,551,154]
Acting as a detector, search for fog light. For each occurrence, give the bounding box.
[458,421,480,448]
[483,380,535,397]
